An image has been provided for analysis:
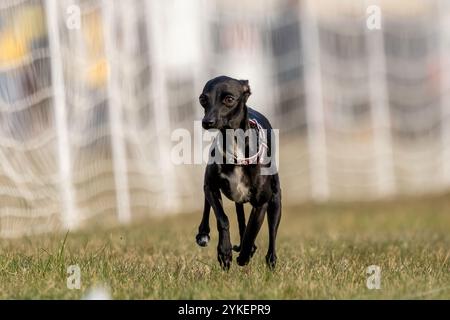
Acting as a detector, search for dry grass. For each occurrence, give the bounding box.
[0,194,449,299]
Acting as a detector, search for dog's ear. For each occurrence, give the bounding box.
[239,79,251,103]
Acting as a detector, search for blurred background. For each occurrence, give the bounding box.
[0,0,449,237]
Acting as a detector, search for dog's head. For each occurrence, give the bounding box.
[199,76,251,130]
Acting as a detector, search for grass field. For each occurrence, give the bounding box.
[0,194,449,299]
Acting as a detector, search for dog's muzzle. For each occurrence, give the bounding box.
[202,119,216,129]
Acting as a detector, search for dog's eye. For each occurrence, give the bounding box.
[223,96,235,105]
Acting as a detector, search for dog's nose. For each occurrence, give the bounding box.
[202,119,216,129]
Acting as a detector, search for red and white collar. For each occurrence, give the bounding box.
[218,118,269,165]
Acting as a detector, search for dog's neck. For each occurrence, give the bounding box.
[220,105,249,135]
[218,105,254,164]
[239,106,250,131]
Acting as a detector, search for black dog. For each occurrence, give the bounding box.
[195,76,282,270]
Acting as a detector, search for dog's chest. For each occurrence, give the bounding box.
[219,167,251,203]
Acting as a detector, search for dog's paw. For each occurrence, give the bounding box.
[250,244,257,257]
[236,254,249,267]
[196,233,210,247]
[265,252,277,270]
[217,245,232,271]
[236,244,257,266]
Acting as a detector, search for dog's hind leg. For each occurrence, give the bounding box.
[236,203,268,266]
[233,203,257,257]
[196,197,211,247]
[266,191,281,269]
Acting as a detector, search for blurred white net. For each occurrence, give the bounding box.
[0,0,449,237]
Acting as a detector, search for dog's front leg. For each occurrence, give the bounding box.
[196,197,211,247]
[236,203,268,266]
[232,203,246,252]
[204,184,232,270]
[233,203,257,257]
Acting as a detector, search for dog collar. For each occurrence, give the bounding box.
[217,118,269,165]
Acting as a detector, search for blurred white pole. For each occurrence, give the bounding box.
[102,0,131,224]
[365,0,396,197]
[119,1,136,116]
[193,0,212,111]
[193,0,212,169]
[439,0,450,187]
[300,0,329,200]
[45,0,78,229]
[145,0,180,212]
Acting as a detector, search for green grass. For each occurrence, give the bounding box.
[0,194,450,299]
